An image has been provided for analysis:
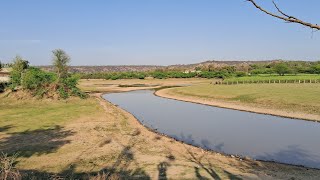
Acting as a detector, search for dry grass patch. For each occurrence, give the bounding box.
[165,83,320,117]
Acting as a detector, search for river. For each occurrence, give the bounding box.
[103,90,320,169]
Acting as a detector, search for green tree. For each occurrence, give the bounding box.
[311,64,320,75]
[10,56,29,88]
[21,67,57,96]
[52,49,87,99]
[273,63,289,76]
[0,61,2,71]
[52,49,70,82]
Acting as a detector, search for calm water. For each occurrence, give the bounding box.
[103,90,320,169]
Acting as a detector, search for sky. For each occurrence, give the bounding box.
[0,0,319,66]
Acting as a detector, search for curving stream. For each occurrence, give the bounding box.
[103,90,320,169]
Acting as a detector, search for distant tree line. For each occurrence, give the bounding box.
[78,61,320,80]
[78,70,235,80]
[248,61,320,76]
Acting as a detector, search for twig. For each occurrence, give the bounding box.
[247,0,320,30]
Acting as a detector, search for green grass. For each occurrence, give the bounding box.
[0,97,102,133]
[169,83,320,115]
[224,74,320,84]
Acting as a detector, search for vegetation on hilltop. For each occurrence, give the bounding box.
[78,61,320,80]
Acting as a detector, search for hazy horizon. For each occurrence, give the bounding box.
[1,0,319,66]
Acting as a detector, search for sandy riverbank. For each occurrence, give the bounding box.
[96,93,320,179]
[155,88,320,122]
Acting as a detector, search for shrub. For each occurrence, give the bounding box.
[151,71,167,79]
[21,67,56,89]
[0,153,21,180]
[20,67,56,97]
[58,75,88,99]
[235,71,247,77]
[311,64,320,75]
[273,63,290,76]
[10,56,29,89]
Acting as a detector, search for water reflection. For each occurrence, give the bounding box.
[104,90,320,169]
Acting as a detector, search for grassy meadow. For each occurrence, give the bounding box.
[165,83,320,116]
[0,97,102,133]
[224,74,320,84]
[78,78,212,93]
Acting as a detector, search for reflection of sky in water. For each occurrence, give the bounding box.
[104,90,320,169]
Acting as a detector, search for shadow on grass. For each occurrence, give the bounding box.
[19,137,151,179]
[158,161,170,180]
[0,125,13,132]
[183,147,242,180]
[20,167,150,180]
[0,125,74,157]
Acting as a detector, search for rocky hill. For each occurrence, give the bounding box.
[39,65,164,73]
[39,60,302,73]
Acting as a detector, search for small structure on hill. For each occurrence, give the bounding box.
[0,69,10,82]
[0,72,9,77]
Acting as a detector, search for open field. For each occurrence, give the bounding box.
[223,74,320,84]
[78,78,213,93]
[1,90,320,179]
[157,83,320,121]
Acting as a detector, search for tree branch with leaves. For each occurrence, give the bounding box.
[247,0,320,30]
[52,49,70,83]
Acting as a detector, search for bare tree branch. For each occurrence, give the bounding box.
[247,0,320,30]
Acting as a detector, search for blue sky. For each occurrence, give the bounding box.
[0,0,319,65]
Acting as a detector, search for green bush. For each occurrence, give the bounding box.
[250,68,274,75]
[235,71,247,77]
[9,57,29,89]
[21,67,56,90]
[311,64,320,75]
[19,67,56,96]
[58,75,88,99]
[273,63,290,76]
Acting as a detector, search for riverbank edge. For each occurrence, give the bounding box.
[97,91,320,171]
[155,88,320,122]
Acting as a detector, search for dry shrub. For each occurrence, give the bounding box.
[0,153,21,180]
[99,138,112,147]
[154,135,161,140]
[131,129,141,136]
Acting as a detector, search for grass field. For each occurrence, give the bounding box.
[166,83,320,116]
[78,78,212,92]
[0,97,102,133]
[223,74,320,84]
